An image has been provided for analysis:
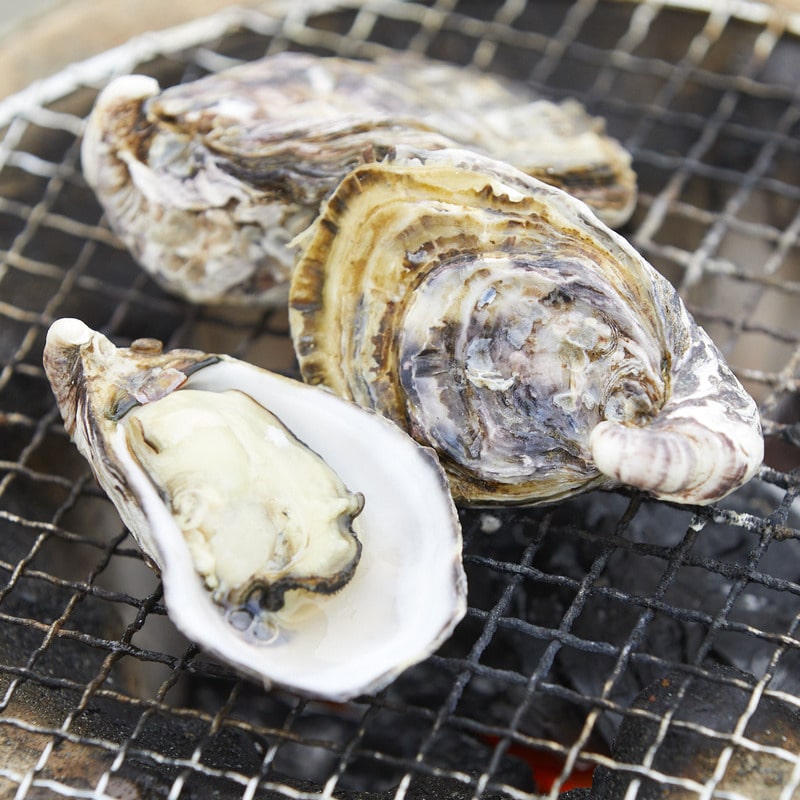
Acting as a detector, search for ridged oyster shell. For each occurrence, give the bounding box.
[43,319,466,699]
[82,51,636,306]
[289,147,764,507]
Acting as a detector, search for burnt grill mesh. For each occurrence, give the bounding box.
[0,1,799,798]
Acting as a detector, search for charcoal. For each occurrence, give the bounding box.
[589,662,800,799]
[468,482,800,749]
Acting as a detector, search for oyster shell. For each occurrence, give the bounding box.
[43,318,466,699]
[289,147,764,507]
[81,51,635,305]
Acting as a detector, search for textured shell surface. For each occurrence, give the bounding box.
[81,51,635,306]
[289,147,764,507]
[42,318,466,700]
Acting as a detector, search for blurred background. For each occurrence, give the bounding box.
[0,0,269,98]
[2,0,799,99]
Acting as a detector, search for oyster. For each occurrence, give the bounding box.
[289,147,764,507]
[81,51,635,305]
[43,318,466,699]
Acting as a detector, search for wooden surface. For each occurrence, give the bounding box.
[0,0,267,98]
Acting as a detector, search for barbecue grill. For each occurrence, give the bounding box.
[0,1,799,797]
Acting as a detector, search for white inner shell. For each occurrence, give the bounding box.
[108,361,465,699]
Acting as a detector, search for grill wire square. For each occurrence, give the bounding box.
[0,1,799,798]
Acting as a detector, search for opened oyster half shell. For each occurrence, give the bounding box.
[82,51,635,305]
[43,318,466,699]
[290,147,764,507]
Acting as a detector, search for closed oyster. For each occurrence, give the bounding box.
[289,147,763,507]
[43,318,466,699]
[81,51,635,305]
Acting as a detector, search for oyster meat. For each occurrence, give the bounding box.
[124,388,364,618]
[82,51,635,305]
[43,318,466,699]
[289,147,764,507]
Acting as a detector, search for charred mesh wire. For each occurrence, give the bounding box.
[0,1,799,798]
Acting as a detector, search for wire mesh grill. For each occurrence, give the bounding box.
[0,0,799,797]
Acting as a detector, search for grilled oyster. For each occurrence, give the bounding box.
[81,51,635,305]
[289,147,764,507]
[43,319,466,699]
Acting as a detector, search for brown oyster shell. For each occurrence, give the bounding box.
[289,147,763,507]
[82,51,636,306]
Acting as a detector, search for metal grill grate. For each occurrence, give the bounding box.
[0,1,799,797]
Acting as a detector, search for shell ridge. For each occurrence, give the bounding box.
[290,147,762,507]
[84,52,637,305]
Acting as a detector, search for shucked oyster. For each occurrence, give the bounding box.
[290,147,764,507]
[124,388,363,616]
[43,319,466,699]
[81,51,636,305]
